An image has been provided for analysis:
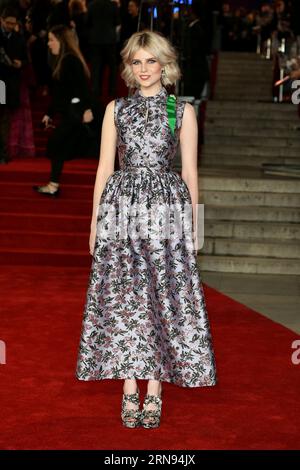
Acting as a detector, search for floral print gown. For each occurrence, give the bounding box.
[76,86,217,387]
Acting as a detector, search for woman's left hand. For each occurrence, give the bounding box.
[83,109,94,123]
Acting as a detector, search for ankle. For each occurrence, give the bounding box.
[49,181,59,187]
[147,380,162,396]
[123,379,138,394]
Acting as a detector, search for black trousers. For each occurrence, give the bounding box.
[31,38,52,87]
[47,118,88,183]
[183,62,209,99]
[89,43,117,98]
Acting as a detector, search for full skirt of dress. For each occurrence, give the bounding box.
[76,167,217,388]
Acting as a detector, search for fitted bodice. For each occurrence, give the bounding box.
[114,86,186,172]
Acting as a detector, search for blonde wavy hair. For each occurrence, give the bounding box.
[120,30,181,89]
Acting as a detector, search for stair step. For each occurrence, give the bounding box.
[204,220,300,240]
[217,73,273,81]
[199,170,300,194]
[205,124,300,139]
[205,205,300,222]
[0,247,90,267]
[0,196,91,215]
[0,169,95,185]
[201,154,300,168]
[205,117,299,130]
[219,51,268,58]
[199,173,300,193]
[207,101,295,112]
[35,147,48,157]
[201,190,300,207]
[215,84,272,93]
[217,60,272,67]
[198,254,300,275]
[214,91,273,99]
[216,68,273,77]
[216,74,272,82]
[213,93,273,102]
[206,109,297,120]
[202,143,300,157]
[218,56,272,63]
[217,67,273,75]
[205,135,300,148]
[34,136,52,146]
[0,182,94,199]
[0,230,88,251]
[214,91,273,100]
[218,52,270,60]
[0,212,90,232]
[218,51,272,64]
[202,237,300,259]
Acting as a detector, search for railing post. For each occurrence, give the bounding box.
[0,80,6,104]
[266,38,272,59]
[278,68,285,102]
[280,38,286,54]
[256,33,261,55]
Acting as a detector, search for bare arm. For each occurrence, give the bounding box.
[179,102,199,242]
[90,100,117,229]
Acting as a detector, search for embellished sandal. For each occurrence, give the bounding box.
[32,182,60,197]
[141,393,163,429]
[121,388,141,428]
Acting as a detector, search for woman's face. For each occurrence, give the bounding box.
[131,48,163,89]
[48,32,60,55]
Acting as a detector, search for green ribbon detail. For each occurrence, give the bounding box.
[166,94,177,137]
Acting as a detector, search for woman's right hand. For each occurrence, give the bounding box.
[83,109,94,123]
[89,223,97,256]
[42,115,51,128]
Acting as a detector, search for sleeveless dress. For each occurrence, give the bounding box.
[75,86,217,388]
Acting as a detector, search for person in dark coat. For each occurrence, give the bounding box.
[47,0,71,29]
[183,4,210,99]
[0,0,31,26]
[33,24,94,196]
[0,6,27,164]
[26,0,52,94]
[87,0,121,99]
[120,0,140,45]
[69,0,89,59]
[290,0,300,38]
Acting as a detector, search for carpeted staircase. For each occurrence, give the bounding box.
[0,158,97,267]
[0,91,99,267]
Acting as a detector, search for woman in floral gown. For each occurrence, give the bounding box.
[76,30,217,429]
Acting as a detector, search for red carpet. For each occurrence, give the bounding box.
[0,158,97,266]
[0,263,299,450]
[0,77,299,449]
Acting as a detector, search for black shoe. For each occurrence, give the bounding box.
[32,183,60,197]
[0,157,9,164]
